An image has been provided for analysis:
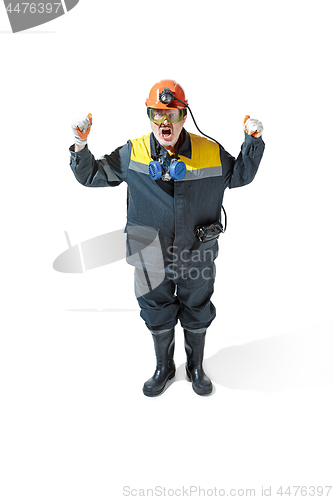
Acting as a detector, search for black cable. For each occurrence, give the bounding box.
[158,88,227,231]
[173,96,227,232]
[173,97,224,150]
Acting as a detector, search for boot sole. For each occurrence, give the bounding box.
[186,367,213,396]
[142,370,176,397]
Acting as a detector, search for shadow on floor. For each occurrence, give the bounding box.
[174,330,333,393]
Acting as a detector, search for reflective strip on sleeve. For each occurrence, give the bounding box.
[97,156,122,182]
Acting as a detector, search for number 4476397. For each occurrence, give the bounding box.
[6,3,62,14]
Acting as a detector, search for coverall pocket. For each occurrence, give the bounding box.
[189,234,218,251]
[188,237,219,266]
[124,219,164,273]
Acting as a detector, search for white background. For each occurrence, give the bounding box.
[1,1,333,499]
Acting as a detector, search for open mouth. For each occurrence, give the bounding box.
[160,127,172,139]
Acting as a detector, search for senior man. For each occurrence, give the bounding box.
[69,79,265,397]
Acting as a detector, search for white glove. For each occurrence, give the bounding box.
[71,113,92,146]
[243,115,263,138]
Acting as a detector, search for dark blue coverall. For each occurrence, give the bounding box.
[69,129,265,333]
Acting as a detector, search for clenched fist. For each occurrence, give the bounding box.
[243,115,263,138]
[71,113,93,146]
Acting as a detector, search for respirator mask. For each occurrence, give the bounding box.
[148,150,186,181]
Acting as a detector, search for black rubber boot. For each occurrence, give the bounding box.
[184,329,213,395]
[143,329,176,397]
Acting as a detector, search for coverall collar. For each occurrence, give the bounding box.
[150,129,192,160]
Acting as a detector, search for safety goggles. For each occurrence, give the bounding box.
[147,107,186,125]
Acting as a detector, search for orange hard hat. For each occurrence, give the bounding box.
[145,79,188,109]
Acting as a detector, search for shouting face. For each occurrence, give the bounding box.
[148,108,187,152]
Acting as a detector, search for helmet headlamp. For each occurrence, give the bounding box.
[159,88,175,105]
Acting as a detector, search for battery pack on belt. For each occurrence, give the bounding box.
[195,221,225,242]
